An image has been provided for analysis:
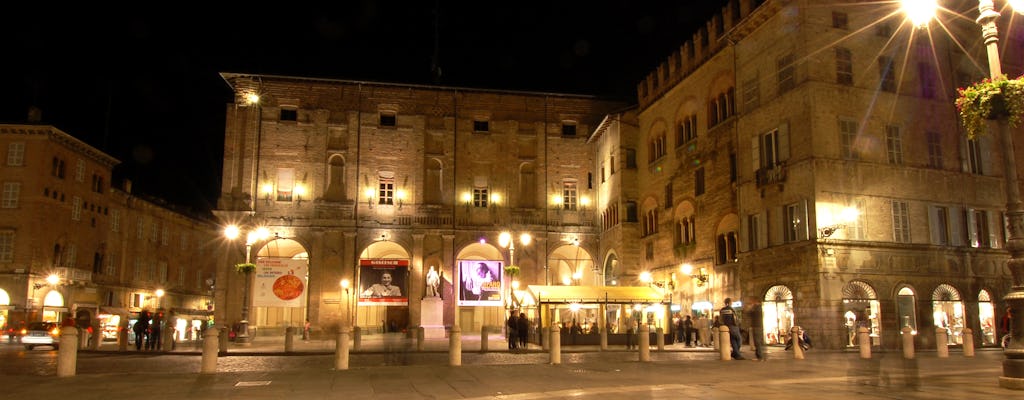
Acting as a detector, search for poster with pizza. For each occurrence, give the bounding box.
[253,258,308,307]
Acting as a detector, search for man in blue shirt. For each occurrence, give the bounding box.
[720,297,744,360]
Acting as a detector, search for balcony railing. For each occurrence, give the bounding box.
[755,165,787,187]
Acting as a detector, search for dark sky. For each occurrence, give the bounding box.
[0,1,727,214]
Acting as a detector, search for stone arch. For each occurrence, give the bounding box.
[842,280,877,300]
[931,283,961,301]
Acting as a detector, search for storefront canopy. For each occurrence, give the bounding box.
[526,285,668,305]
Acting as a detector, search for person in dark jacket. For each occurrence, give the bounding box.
[133,310,150,351]
[720,298,744,360]
[516,313,529,350]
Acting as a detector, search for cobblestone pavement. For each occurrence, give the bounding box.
[0,335,1016,399]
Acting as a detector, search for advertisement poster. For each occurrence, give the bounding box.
[253,258,308,307]
[457,260,503,306]
[358,259,409,306]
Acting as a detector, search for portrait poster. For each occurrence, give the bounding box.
[457,260,503,306]
[358,259,409,306]
[253,258,308,307]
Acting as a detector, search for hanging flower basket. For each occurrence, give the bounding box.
[504,265,520,278]
[235,262,256,274]
[955,75,1024,139]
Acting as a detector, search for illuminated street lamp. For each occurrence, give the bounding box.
[155,289,165,309]
[224,224,270,345]
[498,231,531,309]
[901,0,1024,389]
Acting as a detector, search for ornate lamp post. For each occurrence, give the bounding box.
[903,0,1024,389]
[224,224,270,345]
[498,231,531,310]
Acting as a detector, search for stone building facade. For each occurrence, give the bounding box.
[633,0,1022,349]
[0,123,218,348]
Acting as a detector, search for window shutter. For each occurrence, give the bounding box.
[778,122,790,162]
[928,206,943,245]
[949,206,965,246]
[966,208,978,247]
[751,135,760,174]
[798,198,809,240]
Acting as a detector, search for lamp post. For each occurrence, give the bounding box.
[224,224,270,345]
[903,0,1024,389]
[498,231,531,310]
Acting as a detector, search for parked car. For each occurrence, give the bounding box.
[20,322,60,350]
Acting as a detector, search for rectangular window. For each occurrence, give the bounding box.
[137,219,145,240]
[72,196,82,221]
[111,209,120,232]
[106,254,117,276]
[378,177,394,205]
[276,168,295,201]
[76,159,85,182]
[280,109,298,121]
[930,205,951,245]
[968,139,983,174]
[695,168,706,196]
[178,266,186,287]
[836,47,853,85]
[975,210,991,248]
[380,112,396,127]
[473,187,489,208]
[563,181,578,210]
[927,131,943,169]
[832,11,849,29]
[1,182,20,208]
[134,259,143,282]
[879,56,896,92]
[665,183,673,207]
[0,231,13,262]
[778,53,795,93]
[757,129,780,169]
[919,62,936,98]
[784,203,800,242]
[562,123,577,137]
[848,198,867,240]
[473,120,489,132]
[131,293,144,308]
[839,119,858,160]
[892,201,911,243]
[6,143,24,166]
[885,125,903,164]
[161,226,169,246]
[158,261,168,283]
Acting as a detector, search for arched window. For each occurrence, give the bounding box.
[896,286,918,334]
[931,283,964,345]
[978,290,997,345]
[324,155,347,202]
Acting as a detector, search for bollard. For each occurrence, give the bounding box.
[201,327,219,374]
[417,326,424,351]
[901,326,915,359]
[353,326,362,351]
[935,327,949,358]
[218,326,228,355]
[449,325,462,366]
[549,325,561,365]
[480,326,489,353]
[542,326,550,350]
[335,327,351,370]
[78,327,87,350]
[118,326,128,352]
[285,327,295,352]
[639,324,651,362]
[857,327,871,359]
[599,326,608,351]
[656,327,665,351]
[962,328,975,357]
[719,326,730,361]
[791,327,804,360]
[57,327,79,377]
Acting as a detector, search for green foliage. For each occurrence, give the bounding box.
[955,75,1024,139]
[504,265,520,277]
[235,263,256,274]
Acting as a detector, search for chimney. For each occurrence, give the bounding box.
[27,106,42,123]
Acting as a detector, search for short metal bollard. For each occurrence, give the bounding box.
[549,325,561,365]
[335,327,351,370]
[599,327,608,351]
[542,325,550,350]
[656,327,665,351]
[719,326,730,361]
[901,326,915,359]
[449,325,462,366]
[118,325,128,352]
[480,326,489,353]
[57,327,79,377]
[639,324,651,362]
[417,326,425,351]
[935,327,949,358]
[285,327,295,352]
[857,327,871,359]
[791,327,804,360]
[962,328,975,357]
[353,326,362,351]
[218,326,228,355]
[201,327,219,374]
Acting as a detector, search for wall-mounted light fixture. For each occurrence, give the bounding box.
[818,206,860,238]
[490,193,502,207]
[365,188,376,208]
[294,183,308,205]
[580,196,591,210]
[550,194,563,211]
[396,189,407,209]
[681,263,709,287]
[244,93,260,106]
[461,192,473,210]
[261,183,274,204]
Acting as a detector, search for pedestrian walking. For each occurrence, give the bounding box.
[747,298,766,361]
[507,311,518,350]
[133,310,150,351]
[683,315,694,347]
[517,313,529,350]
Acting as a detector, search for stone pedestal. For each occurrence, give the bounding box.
[420,297,446,338]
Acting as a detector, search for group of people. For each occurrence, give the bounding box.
[506,311,530,351]
[131,310,163,351]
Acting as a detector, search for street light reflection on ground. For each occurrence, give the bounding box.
[900,0,1024,390]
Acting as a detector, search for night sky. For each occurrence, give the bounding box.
[0,1,728,214]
